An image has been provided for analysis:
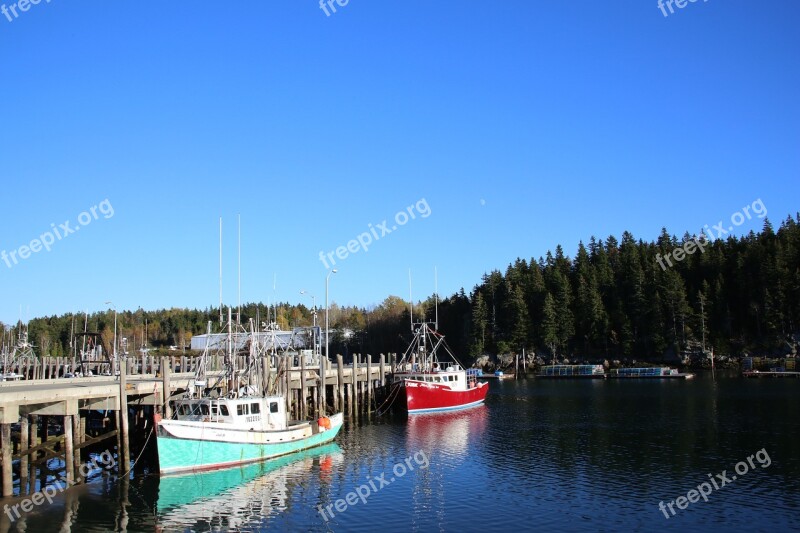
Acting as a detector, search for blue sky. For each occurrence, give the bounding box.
[1,1,798,324]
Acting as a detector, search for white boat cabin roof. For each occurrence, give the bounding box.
[169,395,290,430]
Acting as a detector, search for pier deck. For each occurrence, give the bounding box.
[0,353,394,499]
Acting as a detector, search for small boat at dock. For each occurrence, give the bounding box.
[475,370,515,380]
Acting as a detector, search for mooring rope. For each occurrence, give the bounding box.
[372,381,402,416]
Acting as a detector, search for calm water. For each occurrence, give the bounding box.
[3,372,799,532]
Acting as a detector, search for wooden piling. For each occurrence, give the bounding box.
[319,356,326,415]
[366,354,372,410]
[380,354,386,389]
[1,423,11,497]
[19,416,29,494]
[300,354,307,420]
[28,414,37,483]
[72,415,82,484]
[352,356,359,417]
[284,357,293,419]
[118,363,130,473]
[115,409,122,464]
[64,415,75,485]
[161,356,171,418]
[336,355,345,414]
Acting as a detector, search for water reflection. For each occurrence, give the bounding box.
[156,443,343,531]
[405,405,488,458]
[2,376,798,532]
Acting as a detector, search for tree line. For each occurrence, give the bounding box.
[3,214,798,363]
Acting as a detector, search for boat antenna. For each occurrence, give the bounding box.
[219,216,223,327]
[434,266,439,331]
[408,269,413,332]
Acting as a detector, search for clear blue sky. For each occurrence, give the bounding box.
[1,1,798,324]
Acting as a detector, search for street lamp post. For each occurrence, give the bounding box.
[300,290,317,327]
[104,301,117,372]
[325,269,338,361]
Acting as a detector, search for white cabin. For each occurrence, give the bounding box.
[169,396,289,431]
[394,364,476,392]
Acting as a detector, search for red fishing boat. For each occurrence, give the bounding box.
[392,323,488,414]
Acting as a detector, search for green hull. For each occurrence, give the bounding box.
[157,443,342,511]
[157,423,343,475]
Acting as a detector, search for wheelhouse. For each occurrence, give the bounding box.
[169,395,289,430]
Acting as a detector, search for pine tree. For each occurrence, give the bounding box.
[471,291,488,356]
[541,293,558,360]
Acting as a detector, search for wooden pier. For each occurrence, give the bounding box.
[742,370,800,378]
[0,353,395,499]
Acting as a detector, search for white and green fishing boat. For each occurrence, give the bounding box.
[156,309,343,475]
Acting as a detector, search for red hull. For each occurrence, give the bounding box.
[397,380,488,414]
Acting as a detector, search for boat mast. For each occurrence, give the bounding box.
[237,214,241,326]
[408,269,415,370]
[227,307,234,395]
[219,217,223,327]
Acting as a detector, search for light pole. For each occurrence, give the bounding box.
[325,269,338,361]
[300,290,317,327]
[104,301,117,371]
[300,290,318,357]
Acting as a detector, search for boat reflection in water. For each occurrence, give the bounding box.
[402,404,490,530]
[405,404,488,458]
[156,443,343,531]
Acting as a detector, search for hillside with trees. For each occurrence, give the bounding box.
[3,215,798,364]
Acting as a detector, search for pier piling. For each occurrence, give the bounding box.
[1,423,11,497]
[20,416,29,494]
[64,415,74,485]
[118,363,130,473]
[161,356,171,418]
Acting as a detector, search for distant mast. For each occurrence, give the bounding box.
[434,266,439,331]
[408,269,413,332]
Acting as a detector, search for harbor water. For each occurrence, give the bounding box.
[4,372,799,532]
